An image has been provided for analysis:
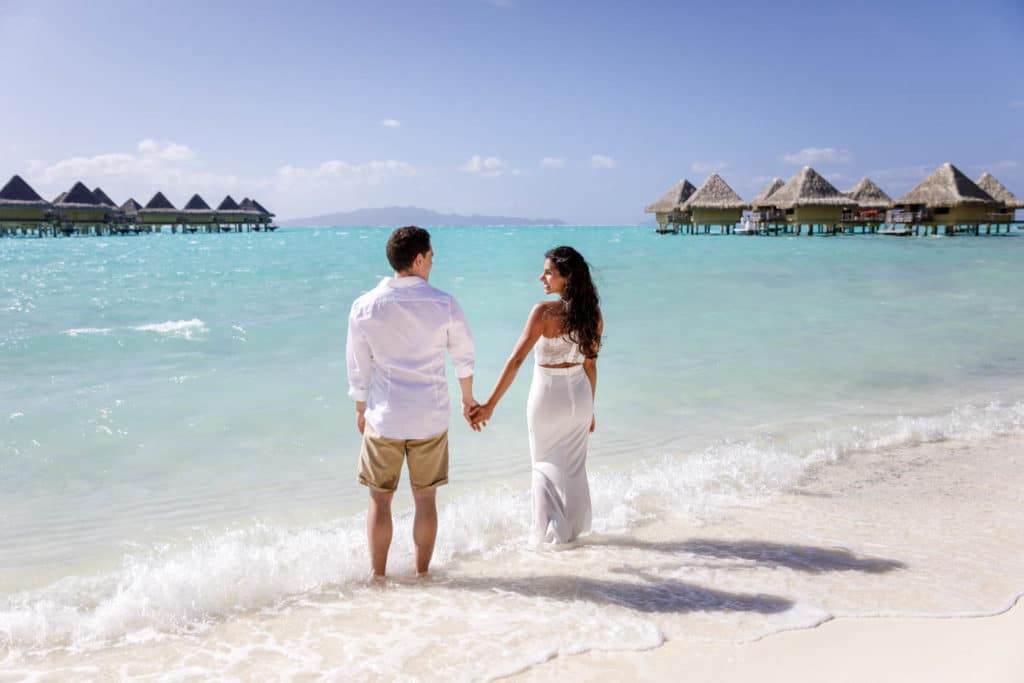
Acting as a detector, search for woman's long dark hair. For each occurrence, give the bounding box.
[546,246,602,358]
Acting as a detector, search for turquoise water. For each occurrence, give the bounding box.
[2,227,1023,666]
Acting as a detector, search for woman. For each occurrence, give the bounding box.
[472,246,603,544]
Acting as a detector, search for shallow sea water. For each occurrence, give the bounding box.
[1,227,1023,679]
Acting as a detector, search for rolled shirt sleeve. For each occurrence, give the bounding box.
[346,306,373,402]
[447,297,475,379]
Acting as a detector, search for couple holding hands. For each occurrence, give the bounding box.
[346,226,603,577]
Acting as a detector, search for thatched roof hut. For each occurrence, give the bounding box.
[892,163,997,226]
[1,175,49,207]
[680,174,749,228]
[138,192,178,224]
[215,195,245,223]
[251,199,274,218]
[217,195,241,212]
[0,175,50,222]
[92,187,118,208]
[142,192,176,211]
[750,178,785,208]
[120,198,142,216]
[682,174,749,210]
[894,163,994,208]
[181,194,215,223]
[769,167,852,209]
[57,181,103,208]
[183,194,213,211]
[239,197,262,218]
[975,172,1024,209]
[644,178,696,214]
[52,181,107,223]
[844,177,892,210]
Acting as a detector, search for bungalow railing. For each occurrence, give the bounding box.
[988,210,1015,222]
[750,209,784,222]
[841,209,885,222]
[886,208,930,224]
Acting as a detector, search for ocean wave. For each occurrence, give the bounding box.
[1,401,1022,653]
[130,319,207,339]
[60,328,112,337]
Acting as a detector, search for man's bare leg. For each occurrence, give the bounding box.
[412,487,438,575]
[368,489,395,577]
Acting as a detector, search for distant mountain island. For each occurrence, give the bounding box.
[279,206,566,227]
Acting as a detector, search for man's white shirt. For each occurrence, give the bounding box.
[346,276,474,440]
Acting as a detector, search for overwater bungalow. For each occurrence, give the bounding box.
[768,167,854,235]
[92,187,123,224]
[181,194,215,232]
[92,187,118,209]
[0,175,51,236]
[252,198,277,230]
[120,198,142,219]
[644,178,696,233]
[215,195,245,231]
[747,178,785,233]
[138,192,178,231]
[890,163,996,235]
[54,181,108,234]
[680,174,749,234]
[840,177,892,233]
[975,172,1023,232]
[240,198,275,231]
[239,197,263,228]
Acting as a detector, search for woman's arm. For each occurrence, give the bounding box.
[583,317,603,432]
[471,304,546,426]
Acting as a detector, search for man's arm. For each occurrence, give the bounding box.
[447,298,478,427]
[346,309,373,434]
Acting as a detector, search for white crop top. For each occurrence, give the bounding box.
[534,334,586,365]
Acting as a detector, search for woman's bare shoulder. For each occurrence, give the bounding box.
[535,300,564,315]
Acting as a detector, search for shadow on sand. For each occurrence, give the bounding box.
[584,536,907,574]
[437,567,794,615]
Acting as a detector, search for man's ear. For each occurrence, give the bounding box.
[412,252,426,269]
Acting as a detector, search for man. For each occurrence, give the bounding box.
[346,226,477,578]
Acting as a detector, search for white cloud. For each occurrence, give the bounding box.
[691,160,728,174]
[26,140,236,203]
[868,165,931,183]
[380,119,401,128]
[276,159,416,188]
[781,147,851,165]
[460,155,507,177]
[1010,101,1024,110]
[590,154,616,169]
[981,160,1020,172]
[540,157,566,169]
[137,139,195,161]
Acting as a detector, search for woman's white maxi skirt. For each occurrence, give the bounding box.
[527,363,592,544]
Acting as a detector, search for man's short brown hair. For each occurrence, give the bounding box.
[386,226,432,272]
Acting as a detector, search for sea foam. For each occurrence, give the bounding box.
[1,401,1021,654]
[130,319,207,339]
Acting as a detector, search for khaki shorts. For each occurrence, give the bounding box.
[358,423,449,492]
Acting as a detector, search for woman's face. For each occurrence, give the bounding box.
[540,258,567,296]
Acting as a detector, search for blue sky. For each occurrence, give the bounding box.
[1,0,1021,223]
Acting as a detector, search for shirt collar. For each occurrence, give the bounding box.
[382,275,427,289]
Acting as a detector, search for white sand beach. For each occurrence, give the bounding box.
[514,599,1024,682]
[512,432,1024,682]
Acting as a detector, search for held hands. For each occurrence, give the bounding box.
[462,398,483,432]
[468,402,494,430]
